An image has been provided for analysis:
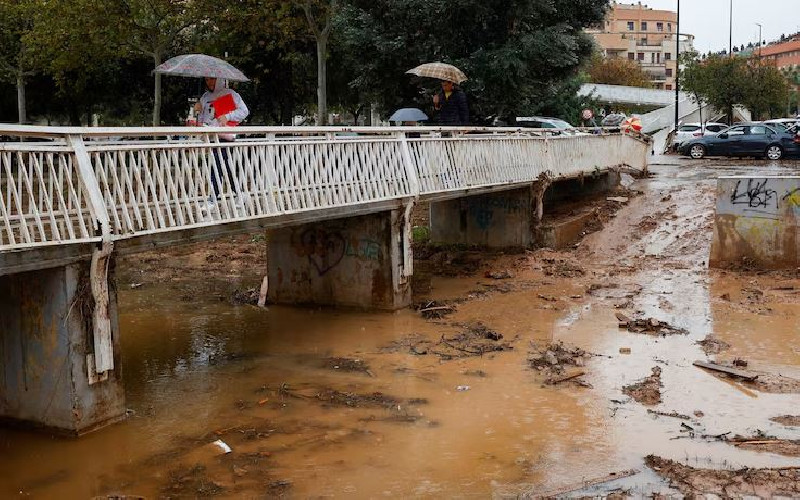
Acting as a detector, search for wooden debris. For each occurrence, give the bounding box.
[693,360,759,381]
[547,369,586,385]
[535,469,639,497]
[619,347,631,354]
[607,196,630,204]
[647,409,691,420]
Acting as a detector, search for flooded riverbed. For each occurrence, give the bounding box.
[1,162,799,497]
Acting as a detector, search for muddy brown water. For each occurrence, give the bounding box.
[1,162,799,498]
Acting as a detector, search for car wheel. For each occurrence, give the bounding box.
[689,144,706,159]
[766,145,783,160]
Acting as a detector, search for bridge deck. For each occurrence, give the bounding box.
[0,126,648,275]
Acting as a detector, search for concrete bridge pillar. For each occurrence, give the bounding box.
[429,188,534,248]
[0,262,126,436]
[267,209,412,310]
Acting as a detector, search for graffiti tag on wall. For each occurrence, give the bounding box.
[466,195,526,230]
[293,228,382,276]
[725,178,800,219]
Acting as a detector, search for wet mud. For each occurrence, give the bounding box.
[2,163,800,497]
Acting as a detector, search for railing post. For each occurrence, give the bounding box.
[397,132,420,279]
[66,134,115,375]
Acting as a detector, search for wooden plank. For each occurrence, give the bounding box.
[693,360,759,381]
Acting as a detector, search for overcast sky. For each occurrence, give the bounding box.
[626,0,800,54]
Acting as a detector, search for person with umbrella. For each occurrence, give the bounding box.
[406,63,469,126]
[154,54,250,212]
[194,77,249,209]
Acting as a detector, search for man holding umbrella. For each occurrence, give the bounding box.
[406,63,469,126]
[433,80,469,126]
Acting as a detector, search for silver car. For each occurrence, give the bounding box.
[672,122,727,148]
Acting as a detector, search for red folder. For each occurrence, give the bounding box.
[212,93,236,118]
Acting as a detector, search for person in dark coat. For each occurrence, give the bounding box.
[432,80,469,125]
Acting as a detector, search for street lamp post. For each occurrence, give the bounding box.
[755,23,762,61]
[674,0,680,134]
[729,0,733,57]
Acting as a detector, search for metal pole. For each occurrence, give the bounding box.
[729,0,733,57]
[756,23,762,61]
[674,0,680,133]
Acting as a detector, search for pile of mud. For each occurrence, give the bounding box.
[622,367,662,405]
[528,342,592,386]
[382,322,514,360]
[645,455,800,497]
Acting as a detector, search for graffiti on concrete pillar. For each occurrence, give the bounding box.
[296,228,346,276]
[293,228,382,276]
[730,179,779,210]
[466,195,526,230]
[346,238,381,261]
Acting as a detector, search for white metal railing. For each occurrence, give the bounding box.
[0,125,648,252]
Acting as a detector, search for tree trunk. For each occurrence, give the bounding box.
[153,51,162,127]
[316,35,328,126]
[16,72,27,124]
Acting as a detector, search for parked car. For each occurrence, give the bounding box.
[600,113,627,128]
[671,122,727,148]
[678,123,800,160]
[761,118,798,134]
[515,116,584,135]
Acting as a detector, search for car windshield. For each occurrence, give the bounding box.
[549,119,572,129]
[679,125,700,132]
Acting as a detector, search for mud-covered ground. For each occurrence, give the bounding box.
[2,159,800,498]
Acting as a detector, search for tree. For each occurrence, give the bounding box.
[0,0,37,123]
[743,63,789,120]
[335,0,609,123]
[301,0,339,125]
[586,53,653,88]
[680,54,789,124]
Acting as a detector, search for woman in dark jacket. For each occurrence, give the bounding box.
[433,80,469,125]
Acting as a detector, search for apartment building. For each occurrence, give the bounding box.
[587,1,695,90]
[761,37,800,70]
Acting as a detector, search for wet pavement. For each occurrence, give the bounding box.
[1,159,799,498]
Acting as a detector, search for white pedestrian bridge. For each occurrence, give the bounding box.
[0,125,649,434]
[0,125,648,274]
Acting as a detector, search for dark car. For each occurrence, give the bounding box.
[678,123,800,160]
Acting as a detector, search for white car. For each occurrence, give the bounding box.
[672,122,727,148]
[515,116,587,135]
[762,118,799,134]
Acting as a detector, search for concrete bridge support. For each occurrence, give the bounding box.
[429,188,534,248]
[0,262,126,436]
[267,209,412,310]
[429,172,621,249]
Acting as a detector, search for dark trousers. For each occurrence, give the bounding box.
[210,141,235,200]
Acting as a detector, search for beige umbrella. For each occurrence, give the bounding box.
[406,62,467,84]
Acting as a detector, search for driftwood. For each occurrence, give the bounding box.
[693,360,759,381]
[547,369,586,385]
[535,469,639,497]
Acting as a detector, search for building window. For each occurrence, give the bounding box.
[641,38,648,45]
[657,22,664,32]
[628,52,635,60]
[665,53,672,60]
[666,68,673,77]
[667,23,672,32]
[666,84,672,90]
[641,21,648,31]
[627,21,634,31]
[638,52,644,60]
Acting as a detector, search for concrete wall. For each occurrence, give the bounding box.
[267,210,410,310]
[710,176,800,269]
[430,188,533,247]
[0,263,126,435]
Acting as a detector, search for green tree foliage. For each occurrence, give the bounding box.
[334,0,609,123]
[586,53,653,88]
[681,54,790,123]
[0,0,37,122]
